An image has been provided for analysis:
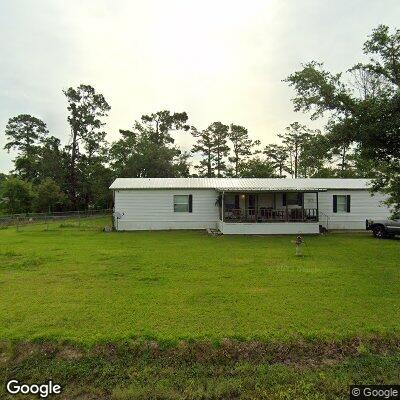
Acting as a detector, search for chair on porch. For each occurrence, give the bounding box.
[230,208,242,221]
[290,208,303,221]
[247,208,257,222]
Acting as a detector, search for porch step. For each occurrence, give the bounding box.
[319,224,328,234]
[207,228,222,237]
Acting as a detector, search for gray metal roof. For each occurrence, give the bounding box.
[110,178,372,191]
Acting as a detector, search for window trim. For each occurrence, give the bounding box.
[333,194,351,213]
[173,194,193,213]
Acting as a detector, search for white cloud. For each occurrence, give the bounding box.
[1,0,400,171]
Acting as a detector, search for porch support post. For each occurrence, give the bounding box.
[285,192,289,222]
[221,191,224,222]
[243,193,246,222]
[301,192,305,221]
[316,191,319,222]
[256,193,259,223]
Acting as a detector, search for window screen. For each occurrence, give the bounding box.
[174,195,190,212]
[336,195,347,212]
[286,192,302,206]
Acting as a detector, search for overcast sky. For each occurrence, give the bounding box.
[1,0,400,172]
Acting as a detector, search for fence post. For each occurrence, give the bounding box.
[16,216,19,232]
[78,210,81,228]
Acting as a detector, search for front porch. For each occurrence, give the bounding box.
[218,191,322,235]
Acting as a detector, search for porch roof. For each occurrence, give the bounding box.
[218,188,326,192]
[110,177,371,191]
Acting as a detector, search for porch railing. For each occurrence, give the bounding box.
[223,208,319,223]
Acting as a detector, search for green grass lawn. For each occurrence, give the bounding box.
[1,218,400,399]
[0,217,399,343]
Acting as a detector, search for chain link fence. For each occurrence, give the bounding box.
[0,209,113,231]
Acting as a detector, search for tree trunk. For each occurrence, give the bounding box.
[69,127,78,209]
[341,146,347,171]
[217,149,221,177]
[207,151,212,177]
[289,153,293,178]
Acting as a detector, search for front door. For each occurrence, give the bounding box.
[248,194,256,219]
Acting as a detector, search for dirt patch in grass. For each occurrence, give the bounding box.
[57,346,85,360]
[3,336,399,368]
[138,276,162,283]
[150,336,400,368]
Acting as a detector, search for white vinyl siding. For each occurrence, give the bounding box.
[218,221,320,235]
[316,190,390,230]
[114,189,218,230]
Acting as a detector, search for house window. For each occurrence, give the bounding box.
[283,192,303,206]
[333,195,351,213]
[337,195,347,212]
[173,195,192,212]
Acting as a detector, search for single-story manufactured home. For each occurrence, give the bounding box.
[110,178,391,235]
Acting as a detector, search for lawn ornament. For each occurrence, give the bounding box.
[292,235,304,256]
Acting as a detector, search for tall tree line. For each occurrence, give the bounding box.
[285,24,400,214]
[0,25,398,214]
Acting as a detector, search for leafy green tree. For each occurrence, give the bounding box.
[285,25,400,211]
[191,122,230,177]
[63,84,111,209]
[33,178,67,212]
[210,122,230,177]
[4,114,48,181]
[228,124,260,177]
[325,122,357,175]
[140,111,189,145]
[79,129,110,209]
[110,129,137,177]
[263,144,289,177]
[35,136,68,187]
[298,133,331,177]
[238,157,278,178]
[350,149,379,178]
[79,162,113,209]
[110,112,190,179]
[191,127,215,177]
[173,152,191,177]
[278,122,314,178]
[0,177,35,214]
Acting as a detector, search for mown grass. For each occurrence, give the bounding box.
[0,218,399,398]
[1,339,400,399]
[0,217,399,343]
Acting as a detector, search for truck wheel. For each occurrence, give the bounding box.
[373,225,386,238]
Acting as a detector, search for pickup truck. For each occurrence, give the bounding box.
[366,218,400,238]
